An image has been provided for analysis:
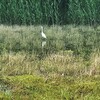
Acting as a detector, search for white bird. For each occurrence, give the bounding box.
[40,26,47,39]
[42,41,46,48]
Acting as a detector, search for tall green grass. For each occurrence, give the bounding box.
[0,25,100,76]
[0,0,99,25]
[0,25,100,56]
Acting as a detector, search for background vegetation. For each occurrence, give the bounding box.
[0,0,100,25]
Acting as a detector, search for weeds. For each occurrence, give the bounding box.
[0,25,100,99]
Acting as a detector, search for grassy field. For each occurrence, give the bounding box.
[0,25,100,100]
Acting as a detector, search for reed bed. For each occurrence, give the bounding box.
[0,0,100,25]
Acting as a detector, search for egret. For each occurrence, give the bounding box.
[40,26,47,39]
[42,41,46,48]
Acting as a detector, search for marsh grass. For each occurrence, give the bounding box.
[0,75,100,100]
[0,25,100,76]
[0,25,100,99]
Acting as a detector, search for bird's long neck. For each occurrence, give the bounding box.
[41,26,43,33]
